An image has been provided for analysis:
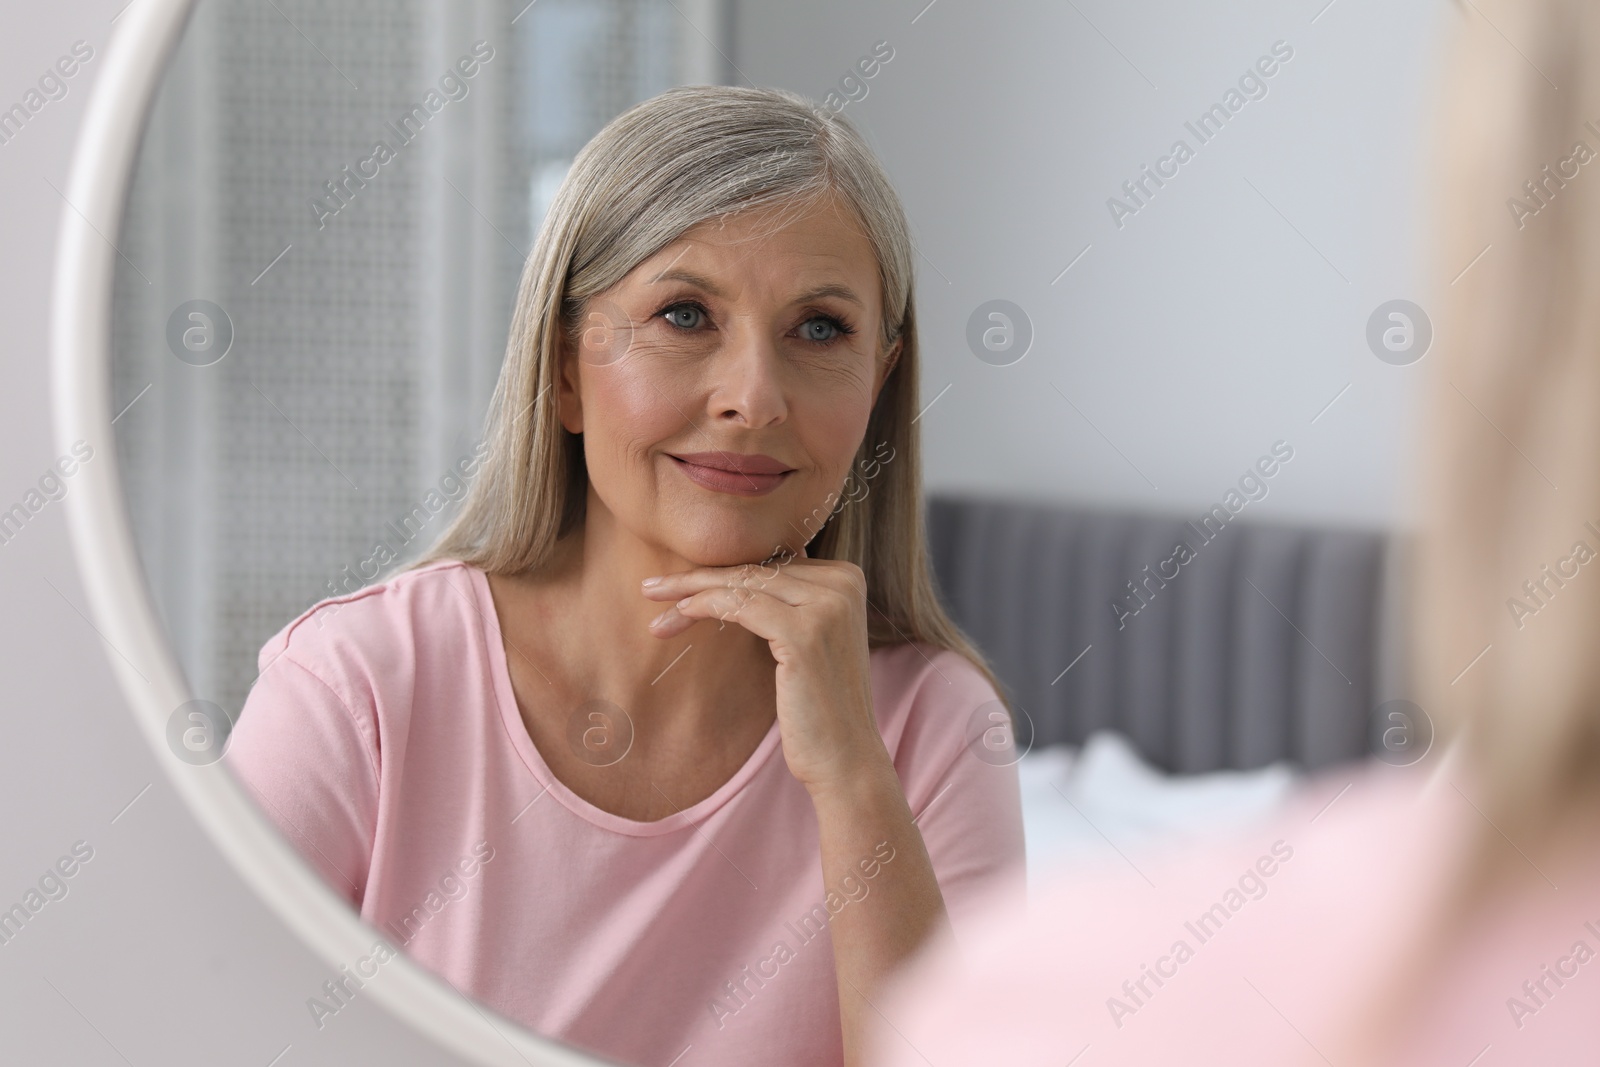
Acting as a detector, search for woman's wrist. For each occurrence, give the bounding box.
[804,747,905,816]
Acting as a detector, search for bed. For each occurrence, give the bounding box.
[923,493,1394,885]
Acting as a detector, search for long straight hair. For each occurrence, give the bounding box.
[1416,0,1600,862]
[1334,0,1600,1056]
[408,85,1009,712]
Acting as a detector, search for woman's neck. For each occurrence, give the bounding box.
[499,503,778,745]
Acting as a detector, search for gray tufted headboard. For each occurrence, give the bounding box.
[924,495,1390,773]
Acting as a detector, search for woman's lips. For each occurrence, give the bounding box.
[667,455,792,496]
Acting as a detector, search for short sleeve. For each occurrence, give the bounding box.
[893,650,1028,936]
[222,651,380,909]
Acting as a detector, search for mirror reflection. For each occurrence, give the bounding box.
[106,1,1474,1064]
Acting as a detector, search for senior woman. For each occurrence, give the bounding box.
[222,85,1025,1067]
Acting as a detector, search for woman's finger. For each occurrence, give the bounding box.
[641,554,837,606]
[647,582,789,642]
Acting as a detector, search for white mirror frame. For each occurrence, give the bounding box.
[49,3,605,1063]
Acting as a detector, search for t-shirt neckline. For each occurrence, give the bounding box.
[463,561,783,838]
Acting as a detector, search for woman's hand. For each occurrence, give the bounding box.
[640,546,890,796]
[643,547,953,1066]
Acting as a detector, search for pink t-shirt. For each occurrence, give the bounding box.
[222,558,1026,1066]
[868,760,1600,1067]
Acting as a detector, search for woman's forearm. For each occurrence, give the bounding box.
[809,760,952,1066]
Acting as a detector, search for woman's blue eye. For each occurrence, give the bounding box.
[802,317,839,343]
[659,304,848,345]
[664,304,703,329]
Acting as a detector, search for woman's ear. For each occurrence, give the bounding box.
[556,327,584,434]
[874,335,903,396]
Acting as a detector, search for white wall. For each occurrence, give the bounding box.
[736,0,1449,531]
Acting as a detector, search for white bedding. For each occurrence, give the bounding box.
[1017,731,1299,892]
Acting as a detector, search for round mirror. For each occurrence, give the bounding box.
[52,0,1445,1064]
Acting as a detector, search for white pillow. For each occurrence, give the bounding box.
[1017,731,1297,890]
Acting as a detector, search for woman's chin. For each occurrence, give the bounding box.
[668,528,799,568]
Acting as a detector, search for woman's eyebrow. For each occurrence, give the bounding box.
[649,267,720,292]
[792,283,864,309]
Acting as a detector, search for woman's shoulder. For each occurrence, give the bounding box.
[257,557,487,682]
[870,638,999,705]
[870,764,1588,1066]
[868,640,1004,756]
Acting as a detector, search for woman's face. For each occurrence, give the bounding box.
[557,191,901,567]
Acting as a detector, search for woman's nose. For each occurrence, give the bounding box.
[706,327,788,427]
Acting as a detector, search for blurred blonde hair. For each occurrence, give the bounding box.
[409,84,1009,712]
[1417,0,1600,877]
[1339,0,1600,1056]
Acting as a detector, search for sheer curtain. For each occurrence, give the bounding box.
[111,0,728,717]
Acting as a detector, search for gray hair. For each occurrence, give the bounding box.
[557,85,912,356]
[412,84,1005,702]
